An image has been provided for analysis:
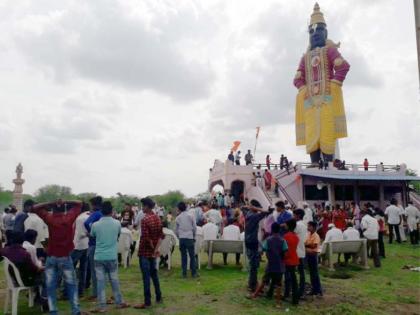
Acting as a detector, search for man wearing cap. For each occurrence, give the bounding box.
[324,223,343,243]
[134,197,164,309]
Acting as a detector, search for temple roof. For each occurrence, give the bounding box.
[300,170,420,181]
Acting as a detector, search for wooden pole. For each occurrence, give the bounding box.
[414,0,420,86]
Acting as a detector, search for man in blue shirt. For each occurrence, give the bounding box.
[275,201,293,234]
[90,201,129,312]
[84,196,103,299]
[13,199,35,233]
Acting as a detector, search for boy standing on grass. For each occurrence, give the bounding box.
[283,219,300,305]
[305,221,323,297]
[90,201,129,313]
[251,222,287,307]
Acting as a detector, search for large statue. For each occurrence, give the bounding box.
[294,3,350,163]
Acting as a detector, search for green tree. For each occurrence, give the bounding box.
[406,169,420,193]
[108,194,142,213]
[152,190,186,210]
[34,184,76,202]
[76,192,98,202]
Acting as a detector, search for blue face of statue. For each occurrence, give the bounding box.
[309,23,327,49]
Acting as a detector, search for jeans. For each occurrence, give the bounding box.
[95,260,123,310]
[139,256,162,306]
[367,239,381,267]
[388,224,401,243]
[179,238,196,277]
[45,256,80,315]
[307,254,322,295]
[71,249,88,296]
[284,265,299,304]
[87,245,97,296]
[297,258,305,297]
[246,247,260,290]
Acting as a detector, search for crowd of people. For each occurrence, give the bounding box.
[227,150,293,171]
[0,193,419,312]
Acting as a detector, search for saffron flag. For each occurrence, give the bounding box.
[231,141,241,152]
[256,126,261,139]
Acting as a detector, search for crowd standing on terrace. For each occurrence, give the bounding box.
[0,189,419,313]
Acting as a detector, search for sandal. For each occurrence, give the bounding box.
[90,308,107,313]
[116,302,130,309]
[133,304,151,309]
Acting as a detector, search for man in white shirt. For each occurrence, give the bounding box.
[203,208,223,228]
[222,219,241,265]
[405,202,420,245]
[397,203,407,242]
[24,212,49,258]
[343,223,360,241]
[120,223,133,249]
[385,199,402,243]
[202,221,218,241]
[302,203,313,225]
[385,198,402,244]
[119,222,134,267]
[321,223,343,263]
[324,224,344,243]
[293,209,307,298]
[343,222,360,265]
[71,203,90,296]
[361,210,381,267]
[23,229,43,268]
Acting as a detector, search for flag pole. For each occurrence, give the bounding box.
[253,127,260,161]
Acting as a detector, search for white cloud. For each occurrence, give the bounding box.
[0,0,418,197]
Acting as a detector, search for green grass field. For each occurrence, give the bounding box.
[0,241,419,315]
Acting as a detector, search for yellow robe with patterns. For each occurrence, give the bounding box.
[295,47,347,155]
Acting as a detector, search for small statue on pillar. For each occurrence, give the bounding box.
[12,163,25,211]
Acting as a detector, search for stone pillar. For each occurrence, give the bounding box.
[12,163,25,211]
[328,183,335,206]
[354,182,360,205]
[402,181,407,207]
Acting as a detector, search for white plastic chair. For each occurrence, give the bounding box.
[118,233,132,268]
[3,257,37,315]
[157,234,174,270]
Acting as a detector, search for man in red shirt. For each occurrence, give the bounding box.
[32,200,88,315]
[283,219,299,305]
[133,197,164,309]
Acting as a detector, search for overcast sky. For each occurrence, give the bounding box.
[0,0,418,197]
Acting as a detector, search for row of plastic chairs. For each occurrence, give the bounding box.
[1,232,212,314]
[3,257,38,315]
